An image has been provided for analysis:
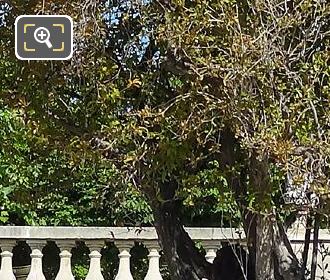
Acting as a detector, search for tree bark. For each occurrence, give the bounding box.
[255,215,275,280]
[310,213,320,280]
[301,215,312,279]
[245,213,303,280]
[246,156,303,280]
[152,200,211,280]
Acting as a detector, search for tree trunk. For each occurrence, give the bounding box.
[245,154,303,280]
[150,198,303,280]
[255,215,275,280]
[245,213,303,280]
[310,213,320,280]
[142,129,305,280]
[301,214,312,279]
[152,200,211,280]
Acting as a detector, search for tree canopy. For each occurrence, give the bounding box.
[1,0,330,279]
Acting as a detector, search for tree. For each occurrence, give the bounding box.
[141,1,330,279]
[1,0,329,279]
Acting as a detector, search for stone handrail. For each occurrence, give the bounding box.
[0,226,329,279]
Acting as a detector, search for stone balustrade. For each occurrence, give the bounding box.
[0,226,329,279]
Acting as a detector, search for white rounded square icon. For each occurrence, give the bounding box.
[15,15,73,60]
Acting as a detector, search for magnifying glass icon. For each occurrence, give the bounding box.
[34,27,53,48]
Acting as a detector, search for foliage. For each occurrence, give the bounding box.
[1,0,329,231]
[141,0,330,211]
[1,0,330,278]
[0,0,236,225]
[0,105,153,226]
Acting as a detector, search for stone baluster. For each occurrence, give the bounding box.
[85,241,104,280]
[203,241,221,263]
[55,241,75,280]
[114,241,134,280]
[0,240,16,280]
[26,241,46,280]
[144,241,162,280]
